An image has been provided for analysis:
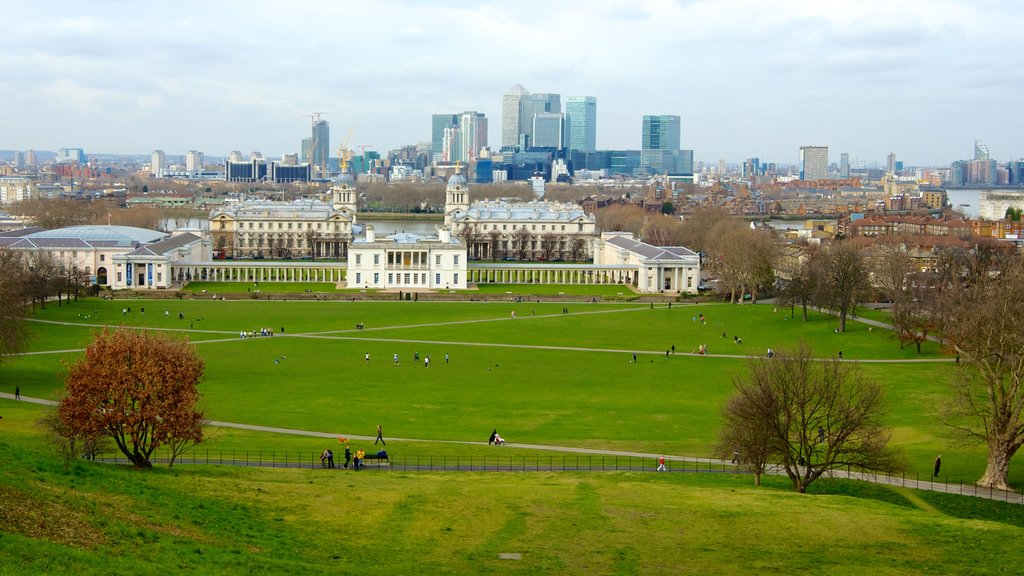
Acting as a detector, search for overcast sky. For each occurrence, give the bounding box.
[2,0,1020,167]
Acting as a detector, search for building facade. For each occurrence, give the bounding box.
[593,231,700,293]
[800,146,829,181]
[347,225,467,290]
[151,150,166,178]
[641,115,681,174]
[565,96,597,154]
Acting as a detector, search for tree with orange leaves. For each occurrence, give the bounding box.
[58,328,205,468]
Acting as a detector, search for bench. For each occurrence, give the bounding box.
[360,451,389,466]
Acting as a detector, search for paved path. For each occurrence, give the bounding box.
[3,392,1018,504]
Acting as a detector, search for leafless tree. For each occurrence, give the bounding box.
[304,228,323,260]
[777,255,818,321]
[0,248,29,358]
[488,230,502,261]
[943,254,1024,489]
[512,227,532,261]
[722,343,904,492]
[569,237,587,262]
[814,240,870,332]
[716,393,773,486]
[540,232,559,261]
[457,223,484,260]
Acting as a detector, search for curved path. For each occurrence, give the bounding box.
[2,392,1018,505]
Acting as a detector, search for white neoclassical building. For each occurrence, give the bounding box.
[0,225,208,289]
[593,231,701,293]
[443,173,598,261]
[347,224,467,290]
[208,173,360,259]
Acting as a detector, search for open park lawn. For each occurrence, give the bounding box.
[3,296,1022,573]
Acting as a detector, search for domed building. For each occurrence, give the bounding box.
[443,173,597,261]
[0,224,206,289]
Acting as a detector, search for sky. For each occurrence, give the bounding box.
[1,0,1021,167]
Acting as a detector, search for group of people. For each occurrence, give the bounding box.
[241,327,276,338]
[322,446,370,470]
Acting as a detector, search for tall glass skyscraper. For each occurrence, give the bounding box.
[432,114,459,156]
[502,84,530,149]
[311,120,330,177]
[641,115,681,173]
[532,113,564,149]
[565,96,597,154]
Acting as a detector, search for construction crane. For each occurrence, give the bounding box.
[337,123,355,174]
[356,145,374,173]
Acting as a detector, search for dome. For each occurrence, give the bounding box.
[334,172,355,185]
[26,225,166,244]
[447,173,467,188]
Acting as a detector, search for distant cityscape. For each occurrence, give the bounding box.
[1,83,1023,204]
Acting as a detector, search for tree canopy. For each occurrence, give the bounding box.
[58,329,205,468]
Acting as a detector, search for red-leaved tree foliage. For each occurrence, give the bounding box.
[58,328,205,468]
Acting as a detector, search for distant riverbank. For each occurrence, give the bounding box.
[359,213,443,222]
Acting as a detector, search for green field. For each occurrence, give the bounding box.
[2,296,1021,573]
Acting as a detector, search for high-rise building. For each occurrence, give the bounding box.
[840,153,850,179]
[151,150,166,178]
[228,151,243,163]
[565,96,597,154]
[431,114,459,156]
[457,111,488,163]
[57,148,87,164]
[13,151,24,169]
[886,152,897,174]
[186,150,204,175]
[532,113,564,149]
[311,120,330,178]
[523,93,560,148]
[974,139,990,161]
[502,84,530,149]
[441,127,459,163]
[641,115,681,174]
[799,146,829,180]
[25,150,36,166]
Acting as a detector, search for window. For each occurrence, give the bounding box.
[388,273,393,284]
[117,272,122,282]
[373,273,379,284]
[532,225,536,230]
[404,273,410,284]
[454,273,459,284]
[219,221,225,230]
[100,254,105,262]
[288,223,293,230]
[435,273,441,284]
[356,273,362,284]
[436,254,441,265]
[157,273,163,282]
[503,224,507,230]
[561,225,565,231]
[454,255,459,265]
[374,254,380,265]
[356,254,362,265]
[259,222,264,229]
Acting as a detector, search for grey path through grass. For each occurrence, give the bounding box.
[2,390,1017,504]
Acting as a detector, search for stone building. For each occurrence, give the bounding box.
[347,224,467,290]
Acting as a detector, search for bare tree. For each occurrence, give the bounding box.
[872,239,913,302]
[569,237,587,262]
[777,255,818,321]
[943,255,1024,489]
[716,393,773,486]
[488,230,502,261]
[304,228,323,260]
[540,232,559,261]
[24,252,62,312]
[721,343,904,492]
[814,240,870,332]
[457,223,483,260]
[512,227,532,261]
[0,248,29,358]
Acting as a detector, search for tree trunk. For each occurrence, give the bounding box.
[978,443,1013,490]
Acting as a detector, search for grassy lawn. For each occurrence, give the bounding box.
[467,283,637,296]
[4,297,1023,573]
[0,410,1022,575]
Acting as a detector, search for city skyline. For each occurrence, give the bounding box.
[1,0,1021,166]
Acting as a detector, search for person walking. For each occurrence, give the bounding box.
[14,385,20,400]
[365,352,370,364]
[445,353,449,364]
[375,424,385,446]
[934,454,942,478]
[327,449,335,469]
[343,446,352,469]
[657,455,666,472]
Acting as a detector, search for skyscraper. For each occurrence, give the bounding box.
[799,146,829,180]
[432,114,459,156]
[523,93,560,148]
[186,150,204,175]
[565,96,597,154]
[457,111,488,163]
[840,153,850,179]
[641,115,681,174]
[151,150,166,178]
[502,84,530,149]
[886,152,897,174]
[532,112,564,149]
[974,139,990,161]
[311,120,330,178]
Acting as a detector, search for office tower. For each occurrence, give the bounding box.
[25,150,36,166]
[57,148,87,163]
[311,120,330,177]
[301,138,313,164]
[641,115,681,174]
[250,152,263,160]
[523,93,560,148]
[840,153,850,179]
[565,96,597,154]
[502,84,530,149]
[457,111,488,163]
[228,151,243,163]
[186,150,204,174]
[432,114,459,156]
[974,139,990,161]
[532,113,564,149]
[887,152,896,174]
[281,153,299,166]
[151,150,166,177]
[799,146,829,180]
[442,127,459,163]
[13,151,23,169]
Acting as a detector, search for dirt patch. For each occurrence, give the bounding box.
[0,484,105,548]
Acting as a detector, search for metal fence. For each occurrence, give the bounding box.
[90,449,1024,505]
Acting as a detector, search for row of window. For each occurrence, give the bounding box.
[479,223,585,232]
[353,253,461,267]
[353,272,460,286]
[219,220,347,231]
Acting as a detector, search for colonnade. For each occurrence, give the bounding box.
[170,262,346,285]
